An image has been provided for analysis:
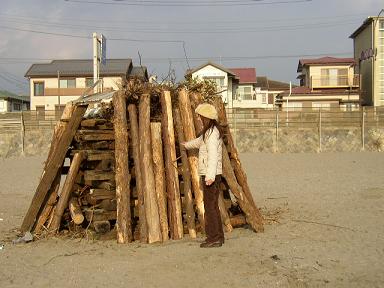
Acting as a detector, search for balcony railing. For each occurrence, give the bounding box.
[310,74,360,89]
[44,88,88,96]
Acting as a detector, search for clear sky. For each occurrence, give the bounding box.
[0,0,383,95]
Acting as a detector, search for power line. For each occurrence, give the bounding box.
[64,0,312,7]
[0,52,353,64]
[0,25,185,43]
[0,17,361,34]
[0,11,371,25]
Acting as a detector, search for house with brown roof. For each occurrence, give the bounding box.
[25,59,148,111]
[276,57,360,110]
[186,62,291,108]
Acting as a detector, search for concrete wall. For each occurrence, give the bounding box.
[232,126,384,153]
[0,129,53,158]
[1,125,383,158]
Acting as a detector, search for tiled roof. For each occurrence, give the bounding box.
[229,68,256,84]
[255,76,292,90]
[297,57,355,72]
[25,59,132,78]
[186,61,237,77]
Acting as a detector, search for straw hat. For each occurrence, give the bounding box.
[195,103,218,120]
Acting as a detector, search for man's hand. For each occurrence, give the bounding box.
[205,179,214,186]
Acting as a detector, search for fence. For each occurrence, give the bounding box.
[1,107,384,157]
[226,107,384,153]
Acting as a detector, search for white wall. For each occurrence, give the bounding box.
[191,65,231,106]
[29,76,122,110]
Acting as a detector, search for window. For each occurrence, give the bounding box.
[262,93,267,104]
[86,78,94,87]
[59,78,76,88]
[312,102,330,110]
[13,103,21,111]
[380,20,384,30]
[243,87,253,100]
[203,77,225,90]
[320,68,348,86]
[34,82,44,96]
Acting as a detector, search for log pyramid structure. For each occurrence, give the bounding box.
[21,81,264,243]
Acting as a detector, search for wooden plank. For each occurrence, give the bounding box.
[75,129,115,141]
[160,90,183,240]
[150,122,169,242]
[128,104,148,243]
[139,94,162,243]
[33,171,61,234]
[173,108,197,238]
[113,91,132,243]
[87,189,115,201]
[84,209,116,222]
[49,152,85,232]
[21,104,87,233]
[81,118,106,127]
[178,88,205,231]
[84,170,114,181]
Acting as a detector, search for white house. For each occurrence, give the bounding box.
[25,59,148,111]
[186,62,291,109]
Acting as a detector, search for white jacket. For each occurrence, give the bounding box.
[184,126,223,181]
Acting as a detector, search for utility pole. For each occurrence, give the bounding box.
[57,70,61,110]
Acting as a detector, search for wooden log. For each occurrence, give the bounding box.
[222,146,264,232]
[189,92,204,133]
[84,209,116,222]
[81,118,106,127]
[173,108,197,238]
[160,90,183,240]
[88,189,116,200]
[113,91,132,243]
[49,151,85,232]
[69,197,84,225]
[93,220,111,234]
[75,130,115,141]
[21,104,87,233]
[34,171,61,234]
[150,122,169,242]
[84,170,114,181]
[230,214,247,227]
[87,151,114,161]
[128,103,148,243]
[177,88,205,231]
[139,94,162,243]
[218,191,233,233]
[212,97,264,232]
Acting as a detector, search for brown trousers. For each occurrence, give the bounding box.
[202,175,224,243]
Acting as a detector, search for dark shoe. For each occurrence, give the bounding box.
[200,240,222,248]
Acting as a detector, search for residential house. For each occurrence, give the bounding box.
[0,90,30,112]
[277,57,360,110]
[186,62,236,107]
[186,62,291,109]
[25,59,148,111]
[350,16,384,106]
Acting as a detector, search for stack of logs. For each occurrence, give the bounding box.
[21,87,264,243]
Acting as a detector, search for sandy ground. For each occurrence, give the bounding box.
[0,152,383,288]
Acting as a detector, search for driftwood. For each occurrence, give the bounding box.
[113,91,132,243]
[128,103,147,243]
[173,108,197,238]
[139,94,162,243]
[160,90,183,240]
[150,122,169,242]
[177,88,205,231]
